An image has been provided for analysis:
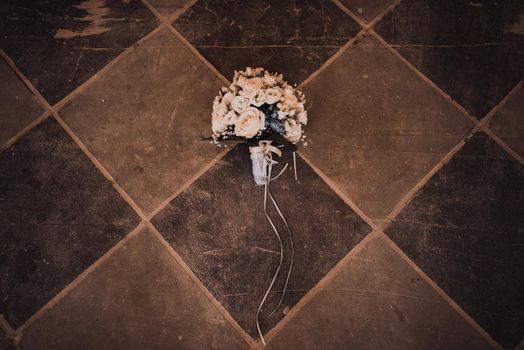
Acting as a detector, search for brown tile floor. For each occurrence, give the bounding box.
[1,0,523,349]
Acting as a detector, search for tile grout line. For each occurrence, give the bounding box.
[477,78,523,126]
[145,222,259,350]
[331,0,402,31]
[52,111,148,220]
[14,222,147,335]
[261,231,380,346]
[2,111,50,152]
[369,30,479,125]
[139,0,230,85]
[165,0,200,23]
[297,152,380,232]
[146,146,233,220]
[375,231,504,350]
[482,126,524,166]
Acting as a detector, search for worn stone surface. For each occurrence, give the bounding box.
[172,0,361,84]
[21,227,249,350]
[147,0,193,19]
[0,0,159,104]
[0,118,139,328]
[267,237,492,350]
[152,144,371,338]
[375,0,524,118]
[0,59,43,149]
[488,85,524,160]
[339,0,396,22]
[302,35,473,220]
[60,28,224,214]
[0,332,15,350]
[385,132,524,349]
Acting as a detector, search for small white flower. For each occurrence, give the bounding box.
[212,112,227,134]
[231,96,251,113]
[277,103,290,120]
[284,119,302,143]
[234,107,265,138]
[222,91,234,105]
[283,85,294,96]
[265,87,282,104]
[251,89,267,107]
[262,71,277,86]
[283,93,298,106]
[213,101,228,116]
[240,77,263,93]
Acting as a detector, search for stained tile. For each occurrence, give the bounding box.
[147,0,192,19]
[152,144,371,338]
[338,0,395,22]
[0,332,15,350]
[374,0,524,118]
[172,0,361,84]
[0,118,139,328]
[0,0,159,105]
[21,227,249,350]
[267,237,491,350]
[0,59,43,149]
[302,35,473,220]
[488,85,524,159]
[385,132,524,349]
[60,28,224,213]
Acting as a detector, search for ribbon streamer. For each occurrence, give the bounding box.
[250,141,295,345]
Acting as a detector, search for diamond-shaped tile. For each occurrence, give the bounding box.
[374,0,524,118]
[0,118,139,328]
[488,84,524,160]
[267,236,492,350]
[302,35,473,220]
[152,144,371,337]
[21,227,249,350]
[385,132,524,349]
[0,58,43,149]
[172,0,362,84]
[0,0,159,105]
[60,28,224,213]
[338,0,396,22]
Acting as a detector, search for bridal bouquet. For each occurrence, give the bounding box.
[210,67,308,344]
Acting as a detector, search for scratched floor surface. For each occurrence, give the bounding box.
[0,1,523,349]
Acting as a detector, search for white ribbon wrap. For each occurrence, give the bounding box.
[249,141,282,186]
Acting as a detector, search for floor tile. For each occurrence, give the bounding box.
[374,0,524,118]
[0,59,43,149]
[302,35,473,220]
[60,28,224,213]
[172,0,361,84]
[152,144,371,338]
[338,0,395,22]
[0,118,139,328]
[267,236,491,350]
[0,332,15,350]
[147,0,192,19]
[21,227,249,350]
[385,132,524,349]
[0,0,159,105]
[488,85,524,160]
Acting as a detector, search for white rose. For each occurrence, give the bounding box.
[262,71,277,86]
[251,89,267,107]
[222,91,234,105]
[235,107,265,138]
[213,101,228,116]
[224,110,238,125]
[284,119,302,143]
[284,94,298,106]
[277,103,290,120]
[231,96,250,113]
[297,111,308,125]
[283,85,294,96]
[212,112,227,134]
[265,87,282,104]
[241,77,263,93]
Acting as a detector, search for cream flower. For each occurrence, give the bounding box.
[222,91,235,105]
[277,103,290,120]
[240,77,263,93]
[224,110,238,125]
[212,112,227,134]
[251,89,267,107]
[262,71,277,86]
[231,96,250,113]
[265,87,282,104]
[213,101,228,116]
[283,93,298,106]
[297,111,308,125]
[284,119,302,143]
[235,107,265,138]
[283,85,294,96]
